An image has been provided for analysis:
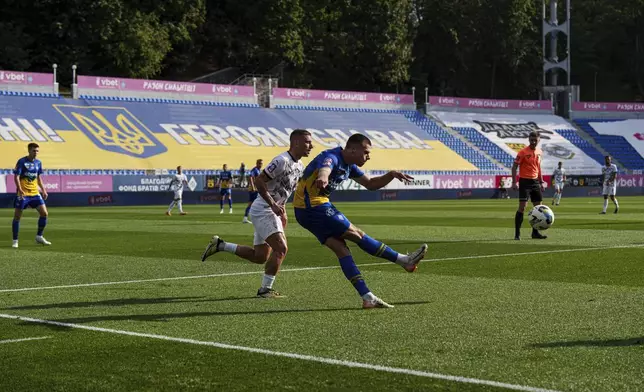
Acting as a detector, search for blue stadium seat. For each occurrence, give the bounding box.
[573,119,644,169]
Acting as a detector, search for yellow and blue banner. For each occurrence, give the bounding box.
[0,96,477,171]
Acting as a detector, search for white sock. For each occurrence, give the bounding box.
[613,199,619,208]
[395,253,408,265]
[361,292,376,301]
[218,242,238,254]
[602,199,608,212]
[261,274,275,289]
[178,200,183,213]
[167,201,175,212]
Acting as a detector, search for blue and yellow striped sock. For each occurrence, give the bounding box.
[339,255,370,296]
[358,234,399,263]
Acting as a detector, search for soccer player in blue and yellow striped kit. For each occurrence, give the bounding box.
[12,143,51,248]
[294,134,428,308]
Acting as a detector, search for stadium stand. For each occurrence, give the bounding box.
[570,101,644,171]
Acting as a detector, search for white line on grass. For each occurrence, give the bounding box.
[1,243,642,294]
[0,336,51,344]
[0,313,559,392]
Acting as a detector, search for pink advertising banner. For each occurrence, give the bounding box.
[5,175,61,193]
[5,175,113,193]
[0,70,54,86]
[572,101,644,112]
[429,96,552,111]
[272,87,415,105]
[77,75,255,97]
[61,175,113,192]
[434,175,497,189]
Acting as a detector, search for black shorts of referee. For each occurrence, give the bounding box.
[518,178,542,203]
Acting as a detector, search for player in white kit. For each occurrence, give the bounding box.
[200,130,314,298]
[551,162,566,206]
[166,166,189,216]
[600,155,619,214]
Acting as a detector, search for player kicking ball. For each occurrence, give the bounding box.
[12,143,51,248]
[201,130,313,298]
[512,131,548,240]
[600,155,619,214]
[551,162,566,206]
[293,134,428,309]
[166,165,189,216]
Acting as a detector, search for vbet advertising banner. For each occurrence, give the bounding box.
[431,111,604,175]
[335,174,497,191]
[77,76,255,98]
[272,88,415,105]
[586,119,644,160]
[4,175,113,193]
[0,96,479,172]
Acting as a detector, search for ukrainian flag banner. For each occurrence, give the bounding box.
[0,96,476,171]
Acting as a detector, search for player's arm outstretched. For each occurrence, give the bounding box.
[353,171,413,190]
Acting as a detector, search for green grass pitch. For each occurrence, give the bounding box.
[1,197,643,392]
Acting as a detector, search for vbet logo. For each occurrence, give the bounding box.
[95,77,120,89]
[0,71,26,83]
[286,89,307,99]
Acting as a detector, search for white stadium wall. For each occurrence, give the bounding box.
[431,111,604,175]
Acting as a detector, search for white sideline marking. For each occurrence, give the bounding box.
[0,336,51,344]
[1,243,643,294]
[0,313,559,392]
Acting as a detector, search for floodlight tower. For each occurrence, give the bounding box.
[542,0,577,116]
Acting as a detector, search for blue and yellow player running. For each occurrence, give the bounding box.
[218,164,234,214]
[243,159,263,224]
[12,143,51,248]
[293,134,428,309]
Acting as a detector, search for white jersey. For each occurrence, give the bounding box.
[253,152,304,210]
[602,164,618,186]
[170,173,188,191]
[552,168,565,183]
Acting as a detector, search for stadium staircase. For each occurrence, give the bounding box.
[403,111,508,173]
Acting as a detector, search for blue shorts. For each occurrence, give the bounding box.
[14,195,45,210]
[294,203,351,244]
[248,191,258,202]
[220,188,232,196]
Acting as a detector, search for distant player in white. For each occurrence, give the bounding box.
[201,130,314,298]
[600,155,619,214]
[551,162,566,206]
[166,165,189,216]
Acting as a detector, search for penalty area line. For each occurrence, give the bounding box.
[1,243,642,294]
[0,313,560,392]
[0,336,51,344]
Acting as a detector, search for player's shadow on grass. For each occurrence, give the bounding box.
[19,301,430,327]
[531,336,644,348]
[5,296,256,311]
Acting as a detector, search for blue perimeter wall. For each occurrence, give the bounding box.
[2,188,643,208]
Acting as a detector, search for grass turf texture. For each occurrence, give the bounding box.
[1,197,643,392]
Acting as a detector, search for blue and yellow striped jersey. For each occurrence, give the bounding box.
[219,170,233,189]
[13,157,43,196]
[293,147,364,208]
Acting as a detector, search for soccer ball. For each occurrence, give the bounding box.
[528,205,555,230]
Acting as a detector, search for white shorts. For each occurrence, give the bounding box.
[602,184,617,196]
[250,206,284,246]
[173,190,183,199]
[554,182,564,191]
